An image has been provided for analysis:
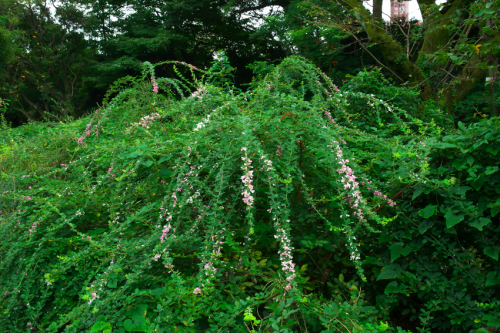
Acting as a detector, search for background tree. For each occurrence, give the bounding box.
[0,0,97,123]
[300,0,500,114]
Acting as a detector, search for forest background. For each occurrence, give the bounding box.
[0,0,499,332]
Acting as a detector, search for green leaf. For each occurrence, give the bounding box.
[470,217,490,231]
[484,246,499,261]
[457,121,468,133]
[486,145,500,155]
[412,185,423,200]
[158,168,173,177]
[418,205,436,218]
[91,316,112,333]
[485,166,498,175]
[384,281,399,294]
[107,278,118,289]
[377,264,402,280]
[444,210,464,228]
[389,242,404,262]
[388,242,410,262]
[418,220,434,234]
[483,314,500,327]
[485,272,500,287]
[124,304,148,332]
[470,175,486,191]
[143,160,153,167]
[151,288,168,295]
[475,329,489,333]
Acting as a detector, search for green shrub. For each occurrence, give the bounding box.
[1,51,496,333]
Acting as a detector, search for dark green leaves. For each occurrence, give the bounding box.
[484,246,499,261]
[485,272,500,287]
[418,220,434,234]
[388,242,412,262]
[377,264,402,280]
[444,209,465,228]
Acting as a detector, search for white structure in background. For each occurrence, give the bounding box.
[390,0,410,22]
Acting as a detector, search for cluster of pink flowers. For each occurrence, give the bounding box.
[160,224,171,243]
[131,112,161,130]
[324,110,336,124]
[317,80,340,99]
[374,191,396,207]
[240,148,254,207]
[274,222,296,286]
[190,88,204,100]
[276,145,283,156]
[80,234,92,241]
[29,221,40,234]
[88,291,99,305]
[332,141,365,220]
[77,109,101,144]
[152,77,159,93]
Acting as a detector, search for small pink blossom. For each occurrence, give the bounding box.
[193,287,201,294]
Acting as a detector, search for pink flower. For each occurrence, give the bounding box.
[152,77,159,93]
[193,287,201,294]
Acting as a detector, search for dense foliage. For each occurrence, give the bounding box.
[2,0,497,126]
[0,52,499,332]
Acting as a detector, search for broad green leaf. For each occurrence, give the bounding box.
[486,144,500,155]
[470,217,491,231]
[483,314,500,327]
[107,278,118,288]
[484,246,499,261]
[389,242,404,262]
[418,220,434,234]
[470,175,486,191]
[418,205,436,219]
[457,121,467,133]
[151,288,167,295]
[143,160,153,167]
[451,185,470,196]
[124,304,148,332]
[485,166,498,175]
[91,316,112,333]
[384,281,399,294]
[485,272,500,287]
[412,185,423,200]
[377,264,402,280]
[158,168,173,177]
[444,210,464,228]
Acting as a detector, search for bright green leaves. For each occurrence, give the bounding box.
[418,205,436,218]
[377,264,402,280]
[244,307,261,326]
[388,242,412,262]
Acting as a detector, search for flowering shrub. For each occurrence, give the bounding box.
[1,51,497,332]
